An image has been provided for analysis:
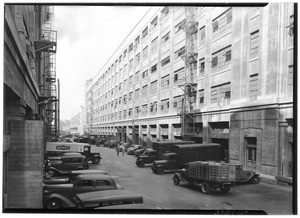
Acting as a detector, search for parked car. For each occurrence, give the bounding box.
[122,142,133,152]
[134,147,148,157]
[45,155,89,176]
[44,189,143,209]
[43,174,121,209]
[44,169,108,184]
[136,150,157,167]
[127,145,143,155]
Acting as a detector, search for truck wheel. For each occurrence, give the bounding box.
[92,157,100,164]
[151,167,158,174]
[156,167,165,174]
[138,160,145,168]
[45,198,62,209]
[219,185,231,193]
[250,175,260,184]
[173,175,180,185]
[201,182,212,194]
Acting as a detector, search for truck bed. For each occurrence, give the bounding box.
[187,161,238,182]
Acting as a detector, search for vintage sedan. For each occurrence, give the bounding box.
[44,190,143,209]
[44,169,108,184]
[45,154,89,176]
[127,145,143,155]
[43,174,120,209]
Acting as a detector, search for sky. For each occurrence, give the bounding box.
[52,6,151,120]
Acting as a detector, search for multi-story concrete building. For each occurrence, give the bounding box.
[60,119,71,135]
[70,106,86,135]
[4,5,57,208]
[85,4,294,185]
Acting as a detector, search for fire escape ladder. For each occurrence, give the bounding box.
[35,6,58,138]
[178,7,199,140]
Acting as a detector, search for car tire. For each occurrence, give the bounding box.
[201,182,212,194]
[92,156,100,164]
[250,175,260,184]
[173,175,180,185]
[138,160,145,167]
[45,198,62,209]
[156,167,165,174]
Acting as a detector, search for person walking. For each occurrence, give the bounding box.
[122,146,125,156]
[116,145,120,156]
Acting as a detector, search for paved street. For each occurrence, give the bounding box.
[90,146,294,214]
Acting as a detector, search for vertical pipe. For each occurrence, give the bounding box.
[57,78,60,137]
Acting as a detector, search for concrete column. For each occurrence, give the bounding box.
[6,98,26,121]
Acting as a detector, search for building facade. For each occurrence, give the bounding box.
[70,106,86,135]
[4,5,57,208]
[60,119,71,135]
[85,5,294,185]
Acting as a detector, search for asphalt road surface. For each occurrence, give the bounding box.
[90,146,294,215]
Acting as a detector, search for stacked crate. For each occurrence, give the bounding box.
[206,162,230,182]
[187,161,237,182]
[187,161,208,180]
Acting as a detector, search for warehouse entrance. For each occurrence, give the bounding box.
[211,138,229,162]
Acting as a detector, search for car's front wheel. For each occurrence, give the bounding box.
[45,198,62,209]
[250,175,260,184]
[173,175,180,185]
[137,160,145,167]
[156,167,165,174]
[92,156,100,164]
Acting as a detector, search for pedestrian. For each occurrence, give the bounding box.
[122,146,125,156]
[116,145,120,156]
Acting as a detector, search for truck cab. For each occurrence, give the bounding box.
[151,153,178,174]
[46,142,102,164]
[136,150,157,167]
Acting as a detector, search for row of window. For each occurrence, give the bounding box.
[97,23,263,102]
[91,7,233,94]
[94,82,234,120]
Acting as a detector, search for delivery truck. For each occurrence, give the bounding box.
[135,141,194,167]
[172,161,235,194]
[46,142,102,164]
[151,143,221,174]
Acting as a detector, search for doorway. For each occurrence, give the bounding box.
[244,137,257,168]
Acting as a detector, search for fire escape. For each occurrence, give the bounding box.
[34,6,58,139]
[178,7,198,140]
